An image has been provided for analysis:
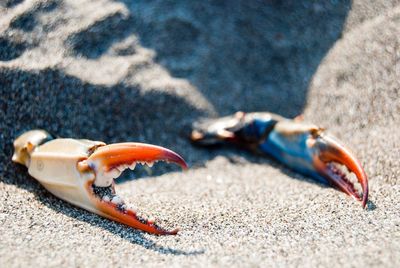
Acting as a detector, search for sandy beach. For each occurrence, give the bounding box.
[1,0,399,267]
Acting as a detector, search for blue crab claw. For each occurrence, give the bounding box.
[190,112,368,207]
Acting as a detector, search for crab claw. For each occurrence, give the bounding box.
[190,112,368,207]
[309,134,368,208]
[76,142,187,235]
[264,121,368,208]
[12,131,188,235]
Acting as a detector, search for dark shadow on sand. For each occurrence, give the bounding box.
[74,0,352,118]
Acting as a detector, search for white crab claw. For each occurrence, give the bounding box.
[12,130,187,235]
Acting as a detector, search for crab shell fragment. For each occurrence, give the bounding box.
[12,130,188,235]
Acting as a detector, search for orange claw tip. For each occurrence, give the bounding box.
[88,142,188,170]
[316,135,369,208]
[162,149,188,170]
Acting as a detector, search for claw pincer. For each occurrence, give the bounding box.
[190,112,368,207]
[12,130,187,235]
